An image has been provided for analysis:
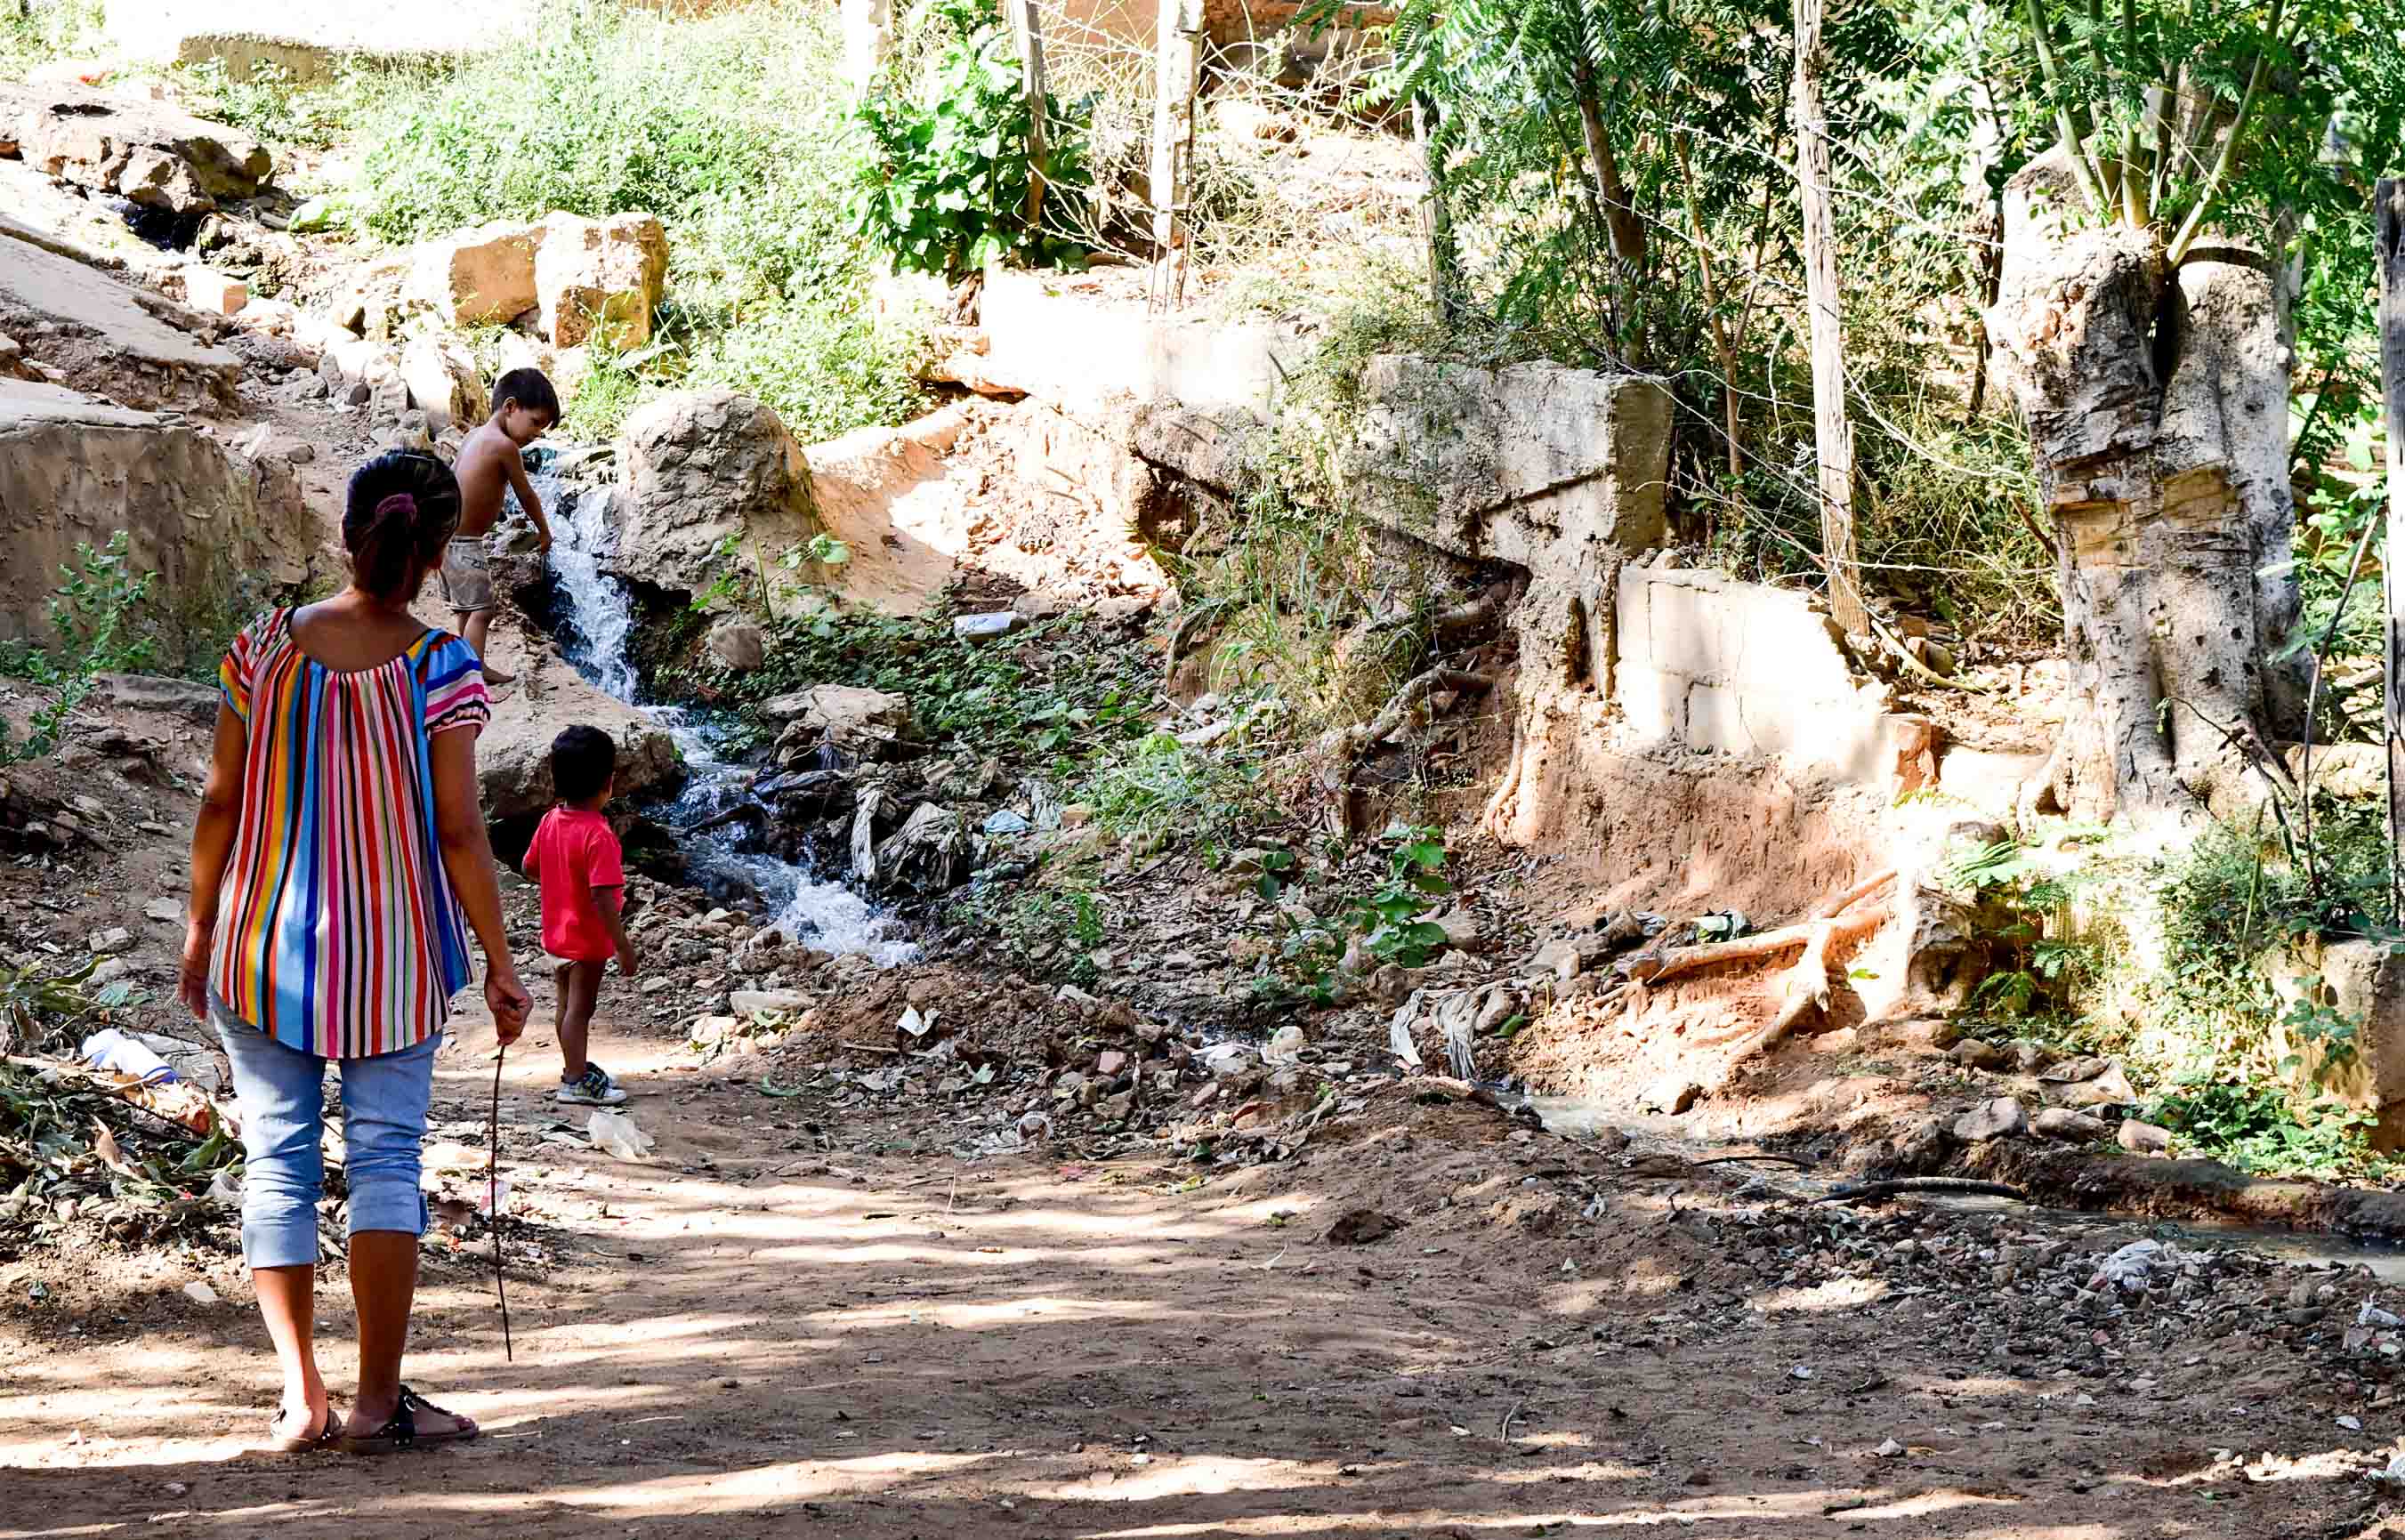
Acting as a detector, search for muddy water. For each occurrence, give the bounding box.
[1530,1093,2405,1280]
[534,472,916,964]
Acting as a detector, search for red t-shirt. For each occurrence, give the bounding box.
[523,806,625,963]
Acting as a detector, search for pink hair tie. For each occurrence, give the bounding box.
[374,492,416,524]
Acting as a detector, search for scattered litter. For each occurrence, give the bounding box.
[1790,1366,1814,1381]
[1199,1043,1252,1077]
[586,1109,656,1163]
[205,1168,242,1205]
[181,1281,218,1306]
[899,1006,933,1039]
[2340,1415,2365,1431]
[953,611,1020,640]
[2361,1298,2401,1329]
[1263,1025,1306,1064]
[1875,1438,1903,1457]
[2373,1450,2405,1488]
[2092,1238,2181,1294]
[78,1029,176,1085]
[981,810,1030,836]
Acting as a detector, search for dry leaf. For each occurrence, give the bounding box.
[90,1120,137,1178]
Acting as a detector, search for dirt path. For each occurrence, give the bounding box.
[3,999,2401,1539]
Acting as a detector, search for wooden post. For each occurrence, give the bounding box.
[1150,0,1202,310]
[1009,0,1051,233]
[1793,0,1866,638]
[1413,94,1456,321]
[2377,178,2405,911]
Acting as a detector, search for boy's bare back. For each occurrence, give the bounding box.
[453,422,521,542]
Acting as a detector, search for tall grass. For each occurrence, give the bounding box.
[343,1,926,442]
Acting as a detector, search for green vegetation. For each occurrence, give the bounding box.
[0,536,165,764]
[851,0,1093,280]
[0,0,98,80]
[333,1,926,444]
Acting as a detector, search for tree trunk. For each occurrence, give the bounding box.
[1987,152,2301,823]
[2378,178,2405,911]
[1793,0,1866,637]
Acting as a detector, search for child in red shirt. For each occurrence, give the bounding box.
[521,726,640,1105]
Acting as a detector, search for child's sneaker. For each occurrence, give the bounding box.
[557,1064,627,1106]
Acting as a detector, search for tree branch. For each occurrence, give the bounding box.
[2166,0,2288,265]
[2023,0,2110,214]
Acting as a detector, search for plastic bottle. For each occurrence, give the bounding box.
[78,1028,177,1085]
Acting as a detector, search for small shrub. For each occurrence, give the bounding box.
[848,0,1094,279]
[0,535,163,763]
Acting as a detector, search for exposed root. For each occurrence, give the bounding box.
[1318,668,1497,760]
[1717,905,1888,1067]
[1478,713,1529,841]
[1621,871,1894,987]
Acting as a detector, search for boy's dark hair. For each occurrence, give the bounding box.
[551,725,617,804]
[343,451,461,601]
[494,367,561,422]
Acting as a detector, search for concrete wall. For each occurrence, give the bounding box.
[103,0,531,77]
[978,269,1303,421]
[1615,562,1896,784]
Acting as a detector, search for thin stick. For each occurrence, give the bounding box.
[491,1044,512,1364]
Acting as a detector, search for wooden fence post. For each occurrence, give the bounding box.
[1794,0,1866,639]
[1150,0,1203,311]
[1009,0,1051,232]
[2377,177,2405,910]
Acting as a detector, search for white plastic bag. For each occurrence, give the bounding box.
[586,1109,655,1163]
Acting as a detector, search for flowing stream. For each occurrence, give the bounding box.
[535,472,916,965]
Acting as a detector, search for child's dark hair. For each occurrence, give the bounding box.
[495,367,560,422]
[551,726,617,804]
[343,451,461,601]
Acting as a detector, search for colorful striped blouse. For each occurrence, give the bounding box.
[211,609,494,1058]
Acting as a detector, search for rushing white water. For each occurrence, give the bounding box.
[533,472,916,965]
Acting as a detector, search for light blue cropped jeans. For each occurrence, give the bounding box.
[213,999,437,1269]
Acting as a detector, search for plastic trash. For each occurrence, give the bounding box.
[952,611,1019,641]
[1263,1025,1306,1064]
[477,1178,512,1215]
[1199,1042,1252,1077]
[79,1028,176,1085]
[182,1280,219,1305]
[982,809,1030,835]
[586,1109,655,1163]
[205,1168,242,1205]
[2361,1297,2401,1329]
[2092,1238,2175,1293]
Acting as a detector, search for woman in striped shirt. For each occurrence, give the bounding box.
[180,450,534,1455]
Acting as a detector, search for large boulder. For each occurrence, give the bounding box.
[615,389,823,596]
[4,85,271,214]
[536,212,667,350]
[0,218,242,410]
[473,643,682,820]
[399,335,488,433]
[402,220,543,328]
[0,378,316,657]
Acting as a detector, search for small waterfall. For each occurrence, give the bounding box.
[532,472,916,967]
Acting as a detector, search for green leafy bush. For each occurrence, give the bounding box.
[0,535,162,763]
[848,0,1092,279]
[346,2,926,444]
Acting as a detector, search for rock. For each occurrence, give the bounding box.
[0,224,243,411]
[399,335,488,433]
[89,927,133,955]
[706,618,767,672]
[1951,1096,2028,1142]
[174,264,247,318]
[2038,1054,2112,1084]
[1326,1208,1400,1245]
[1094,1050,1129,1077]
[142,897,181,923]
[2010,1040,2050,1073]
[403,219,544,327]
[1640,1075,1703,1117]
[320,335,404,392]
[87,958,132,988]
[730,990,811,1016]
[1531,935,1611,980]
[5,85,271,214]
[1949,1038,2008,1071]
[90,673,222,727]
[0,384,315,657]
[2032,1107,2112,1141]
[1428,907,1481,951]
[2056,1063,2139,1109]
[616,389,824,596]
[476,648,682,819]
[536,211,668,350]
[759,683,913,759]
[2118,1118,2174,1155]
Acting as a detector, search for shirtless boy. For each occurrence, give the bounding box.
[444,367,560,683]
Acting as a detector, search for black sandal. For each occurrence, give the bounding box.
[338,1385,480,1455]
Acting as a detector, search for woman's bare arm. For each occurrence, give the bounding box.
[178,704,248,1019]
[429,726,532,1040]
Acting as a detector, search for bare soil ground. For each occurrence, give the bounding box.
[8,970,2405,1538]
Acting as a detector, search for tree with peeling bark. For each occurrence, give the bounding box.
[1980,0,2405,824]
